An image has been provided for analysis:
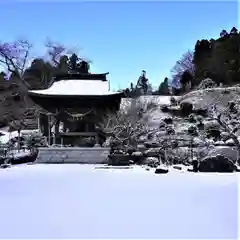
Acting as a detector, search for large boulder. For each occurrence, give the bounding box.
[207,146,238,163]
[199,154,236,172]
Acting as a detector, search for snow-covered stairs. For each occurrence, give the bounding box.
[35,147,110,164]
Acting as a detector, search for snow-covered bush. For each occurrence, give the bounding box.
[100,99,150,151]
[180,101,193,115]
[170,96,178,106]
[198,78,217,89]
[160,104,169,113]
[188,125,198,136]
[188,113,196,123]
[23,132,48,148]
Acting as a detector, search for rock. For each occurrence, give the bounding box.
[173,165,182,170]
[145,157,159,168]
[172,156,182,164]
[163,117,173,124]
[155,166,169,174]
[214,140,224,146]
[138,135,148,143]
[187,166,194,172]
[204,120,220,130]
[144,141,161,148]
[145,167,150,171]
[129,160,134,164]
[206,139,215,145]
[132,151,143,157]
[108,153,130,166]
[225,139,235,146]
[207,146,238,163]
[160,104,169,113]
[137,144,147,152]
[199,154,236,172]
[94,143,101,147]
[156,131,166,137]
[126,147,136,155]
[144,148,161,157]
[0,164,11,169]
[131,151,144,164]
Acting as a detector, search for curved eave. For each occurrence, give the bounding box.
[54,72,110,82]
[28,91,124,99]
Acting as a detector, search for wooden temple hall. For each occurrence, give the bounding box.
[28,65,124,147]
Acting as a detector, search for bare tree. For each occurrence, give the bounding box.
[171,50,195,87]
[0,39,32,88]
[99,99,153,150]
[45,39,67,66]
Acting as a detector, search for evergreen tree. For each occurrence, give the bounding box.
[158,77,169,95]
[68,53,79,73]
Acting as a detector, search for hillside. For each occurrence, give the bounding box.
[118,87,240,169]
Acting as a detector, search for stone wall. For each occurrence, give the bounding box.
[35,147,110,164]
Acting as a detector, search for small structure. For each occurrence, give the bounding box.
[28,65,124,148]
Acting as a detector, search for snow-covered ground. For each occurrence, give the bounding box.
[0,164,238,238]
[121,95,175,109]
[0,129,39,144]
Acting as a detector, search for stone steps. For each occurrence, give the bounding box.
[35,147,110,164]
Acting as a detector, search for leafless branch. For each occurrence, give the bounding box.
[45,39,66,66]
[0,39,32,88]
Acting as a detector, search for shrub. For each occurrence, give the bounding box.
[188,113,196,123]
[188,125,198,136]
[160,104,169,112]
[170,96,177,105]
[198,78,217,89]
[180,101,193,116]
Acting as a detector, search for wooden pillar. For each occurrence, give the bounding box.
[17,129,21,152]
[48,114,51,146]
[63,122,67,132]
[37,116,41,133]
[54,118,60,145]
[95,134,99,145]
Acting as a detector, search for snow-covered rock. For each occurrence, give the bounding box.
[155,165,169,174]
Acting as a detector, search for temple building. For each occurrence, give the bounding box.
[28,63,124,147]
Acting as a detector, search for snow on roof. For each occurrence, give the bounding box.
[29,79,120,96]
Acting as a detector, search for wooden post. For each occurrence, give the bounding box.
[48,114,51,145]
[61,137,63,147]
[37,116,41,133]
[17,129,21,153]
